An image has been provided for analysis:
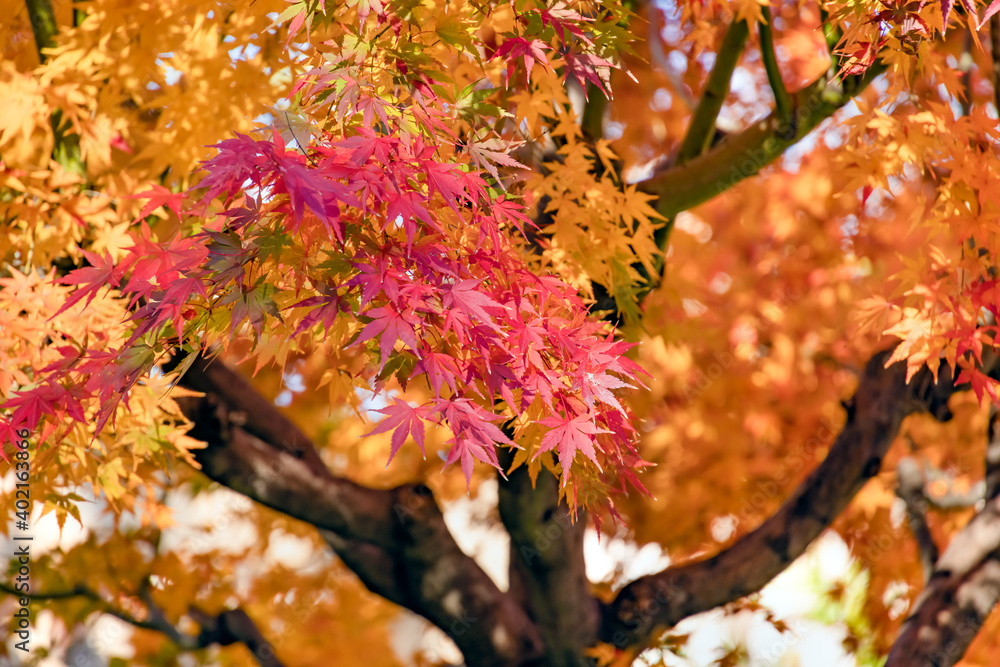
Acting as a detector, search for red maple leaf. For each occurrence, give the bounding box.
[57,250,130,315]
[492,37,550,87]
[956,367,1000,404]
[537,411,610,478]
[563,51,614,99]
[442,279,506,331]
[128,184,185,219]
[535,3,593,44]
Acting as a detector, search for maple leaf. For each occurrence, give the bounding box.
[579,370,634,414]
[981,0,1000,27]
[537,411,610,479]
[465,138,528,183]
[443,437,502,490]
[937,0,977,29]
[492,37,551,87]
[354,306,420,371]
[836,40,886,77]
[128,184,185,220]
[535,3,593,44]
[442,279,506,332]
[413,351,461,396]
[956,367,1000,404]
[490,196,536,236]
[222,281,283,339]
[563,51,615,98]
[57,250,130,315]
[4,382,85,432]
[291,285,348,336]
[364,399,429,462]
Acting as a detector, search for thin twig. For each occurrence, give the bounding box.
[676,19,750,165]
[759,7,791,117]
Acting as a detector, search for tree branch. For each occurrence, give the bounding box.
[0,581,284,666]
[581,83,608,141]
[676,20,749,165]
[643,59,886,224]
[175,356,544,667]
[497,454,598,667]
[758,7,791,117]
[896,457,939,582]
[600,348,979,651]
[991,14,1000,117]
[885,408,1000,666]
[25,0,58,62]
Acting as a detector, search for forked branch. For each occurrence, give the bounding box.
[600,349,983,650]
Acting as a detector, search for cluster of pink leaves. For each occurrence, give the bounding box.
[2,112,648,502]
[191,117,649,490]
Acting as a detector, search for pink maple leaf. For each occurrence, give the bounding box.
[492,37,550,87]
[579,371,634,414]
[442,279,507,331]
[537,411,610,478]
[364,399,429,462]
[354,306,420,371]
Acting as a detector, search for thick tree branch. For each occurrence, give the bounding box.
[180,386,398,548]
[175,356,544,667]
[600,348,979,650]
[179,356,331,479]
[497,455,597,667]
[676,20,749,165]
[884,398,1000,666]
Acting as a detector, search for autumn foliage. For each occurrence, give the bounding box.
[6,0,1000,665]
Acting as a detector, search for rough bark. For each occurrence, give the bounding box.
[896,457,940,582]
[176,356,545,667]
[497,455,599,666]
[884,396,1000,667]
[600,350,967,651]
